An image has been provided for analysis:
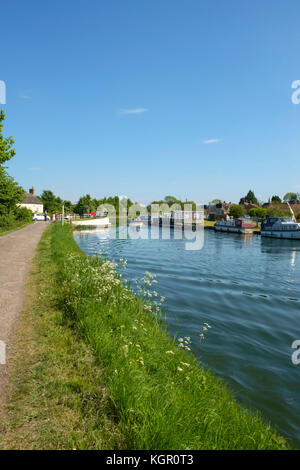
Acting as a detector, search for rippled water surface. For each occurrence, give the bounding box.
[74,226,300,448]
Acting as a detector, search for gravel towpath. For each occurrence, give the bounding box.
[0,222,48,416]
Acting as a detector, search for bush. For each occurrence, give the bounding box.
[249,208,267,219]
[266,207,291,218]
[15,206,32,223]
[0,207,32,229]
[0,211,16,227]
[229,204,245,219]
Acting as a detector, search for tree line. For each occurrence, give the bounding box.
[0,110,32,228]
[40,192,135,216]
[228,190,300,219]
[40,194,199,216]
[41,189,300,220]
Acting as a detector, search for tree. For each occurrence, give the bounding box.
[0,110,25,227]
[73,194,133,217]
[271,195,281,204]
[40,191,75,214]
[63,200,73,213]
[267,206,290,217]
[229,204,246,219]
[148,196,198,212]
[74,194,94,215]
[0,110,16,166]
[40,190,64,214]
[0,171,24,216]
[164,196,178,205]
[239,190,258,205]
[249,208,267,219]
[283,192,299,203]
[184,200,197,211]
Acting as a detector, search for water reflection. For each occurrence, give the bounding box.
[260,237,300,254]
[291,250,297,268]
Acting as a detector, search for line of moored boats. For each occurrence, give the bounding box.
[215,216,300,239]
[129,213,300,240]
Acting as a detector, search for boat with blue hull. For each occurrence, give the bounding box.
[261,217,300,239]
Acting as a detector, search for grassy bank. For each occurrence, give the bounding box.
[1,224,288,449]
[0,220,32,236]
[0,224,124,449]
[204,219,216,227]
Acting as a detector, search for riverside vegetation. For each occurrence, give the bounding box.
[0,110,33,233]
[1,223,289,449]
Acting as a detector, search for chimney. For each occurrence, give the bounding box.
[29,187,35,195]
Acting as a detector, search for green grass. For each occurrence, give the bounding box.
[1,223,289,449]
[204,219,216,227]
[0,225,125,450]
[0,220,32,236]
[50,224,288,450]
[72,225,98,230]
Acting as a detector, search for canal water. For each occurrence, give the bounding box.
[74,226,300,448]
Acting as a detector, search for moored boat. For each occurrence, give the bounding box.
[214,217,254,234]
[261,217,300,239]
[72,216,111,228]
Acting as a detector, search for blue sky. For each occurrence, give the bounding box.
[1,0,300,204]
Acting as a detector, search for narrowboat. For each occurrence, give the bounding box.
[151,210,204,227]
[214,218,254,234]
[261,217,300,239]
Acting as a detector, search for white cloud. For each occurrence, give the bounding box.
[20,89,32,100]
[202,138,221,144]
[118,108,148,115]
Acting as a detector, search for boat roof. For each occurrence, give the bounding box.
[266,217,294,221]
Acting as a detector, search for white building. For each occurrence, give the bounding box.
[19,187,43,213]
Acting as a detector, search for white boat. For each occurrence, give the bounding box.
[72,216,111,228]
[261,217,300,239]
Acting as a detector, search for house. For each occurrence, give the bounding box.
[205,201,231,221]
[19,187,43,213]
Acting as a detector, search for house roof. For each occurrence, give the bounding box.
[208,202,231,214]
[22,193,43,205]
[243,202,259,210]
